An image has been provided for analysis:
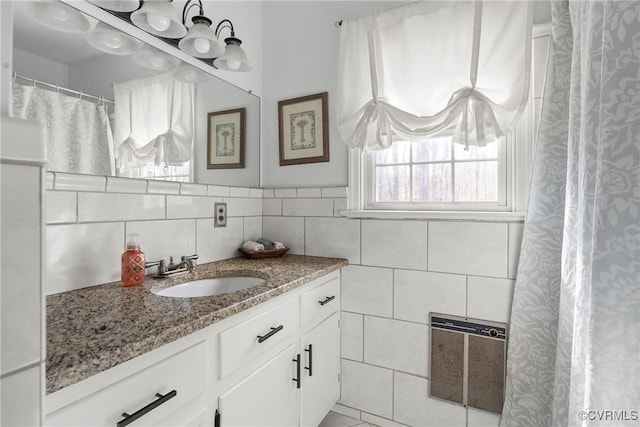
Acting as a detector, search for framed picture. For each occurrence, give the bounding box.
[207,108,246,169]
[278,92,329,166]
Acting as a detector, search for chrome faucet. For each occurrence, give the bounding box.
[145,254,199,277]
[168,255,199,272]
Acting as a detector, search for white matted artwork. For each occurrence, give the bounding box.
[278,92,329,166]
[207,108,245,169]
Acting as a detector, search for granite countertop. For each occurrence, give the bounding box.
[46,254,347,395]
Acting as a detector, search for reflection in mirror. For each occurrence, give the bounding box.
[10,0,260,187]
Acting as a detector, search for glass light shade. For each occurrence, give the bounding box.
[173,62,210,84]
[178,17,224,59]
[86,22,143,55]
[130,0,186,39]
[133,45,179,71]
[25,2,91,33]
[213,38,252,72]
[86,0,140,12]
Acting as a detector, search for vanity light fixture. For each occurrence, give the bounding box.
[212,19,252,72]
[133,45,179,71]
[178,0,225,59]
[25,1,91,33]
[86,0,140,13]
[173,62,211,83]
[86,22,143,55]
[130,0,187,39]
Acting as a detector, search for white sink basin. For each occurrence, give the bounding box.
[154,277,265,298]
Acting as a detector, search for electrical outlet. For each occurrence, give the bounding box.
[214,202,227,227]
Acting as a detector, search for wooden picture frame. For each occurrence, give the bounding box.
[207,107,246,169]
[278,92,329,166]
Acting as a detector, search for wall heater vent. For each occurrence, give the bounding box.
[429,313,507,414]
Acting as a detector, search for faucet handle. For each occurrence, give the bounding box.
[145,259,167,275]
[181,254,199,261]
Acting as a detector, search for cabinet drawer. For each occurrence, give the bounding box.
[46,342,207,427]
[219,298,299,378]
[300,275,340,328]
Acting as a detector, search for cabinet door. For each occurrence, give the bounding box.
[299,313,340,427]
[218,344,298,427]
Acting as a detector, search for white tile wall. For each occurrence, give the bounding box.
[394,270,467,323]
[306,217,361,263]
[1,165,42,374]
[196,217,245,264]
[363,317,429,376]
[394,372,467,427]
[45,180,264,293]
[225,197,262,217]
[467,408,501,427]
[229,186,250,197]
[79,193,165,222]
[361,220,428,270]
[0,365,41,427]
[342,266,393,317]
[262,216,305,254]
[341,312,363,361]
[180,183,208,196]
[467,276,515,324]
[127,220,196,263]
[147,180,180,194]
[54,172,106,192]
[47,222,125,294]
[263,198,283,216]
[106,177,148,193]
[167,195,217,219]
[360,412,408,427]
[207,185,230,197]
[340,360,393,419]
[283,198,334,217]
[243,217,263,242]
[297,187,322,198]
[428,222,508,278]
[45,181,527,426]
[261,188,527,427]
[46,191,76,224]
[508,223,525,279]
[274,188,297,198]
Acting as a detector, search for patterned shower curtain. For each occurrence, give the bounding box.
[10,82,115,176]
[500,1,640,426]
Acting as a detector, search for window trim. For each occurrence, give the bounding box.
[363,135,511,212]
[347,105,532,221]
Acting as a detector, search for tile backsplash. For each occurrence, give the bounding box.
[45,177,523,427]
[44,172,262,295]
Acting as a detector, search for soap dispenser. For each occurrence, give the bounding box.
[121,234,145,287]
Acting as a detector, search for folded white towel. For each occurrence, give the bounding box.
[243,241,264,251]
[273,241,286,249]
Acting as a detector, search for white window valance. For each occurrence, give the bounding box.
[337,1,532,151]
[113,72,194,175]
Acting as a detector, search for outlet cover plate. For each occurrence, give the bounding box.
[214,202,227,227]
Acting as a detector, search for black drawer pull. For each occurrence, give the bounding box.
[116,390,177,427]
[318,295,335,306]
[293,353,301,389]
[305,344,313,376]
[257,325,284,343]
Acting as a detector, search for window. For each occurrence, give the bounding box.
[366,135,509,211]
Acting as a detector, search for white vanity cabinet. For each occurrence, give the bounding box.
[45,269,342,427]
[46,341,209,427]
[299,312,340,427]
[216,271,341,427]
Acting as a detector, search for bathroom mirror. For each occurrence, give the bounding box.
[10,0,260,187]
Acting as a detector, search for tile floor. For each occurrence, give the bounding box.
[319,411,377,427]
